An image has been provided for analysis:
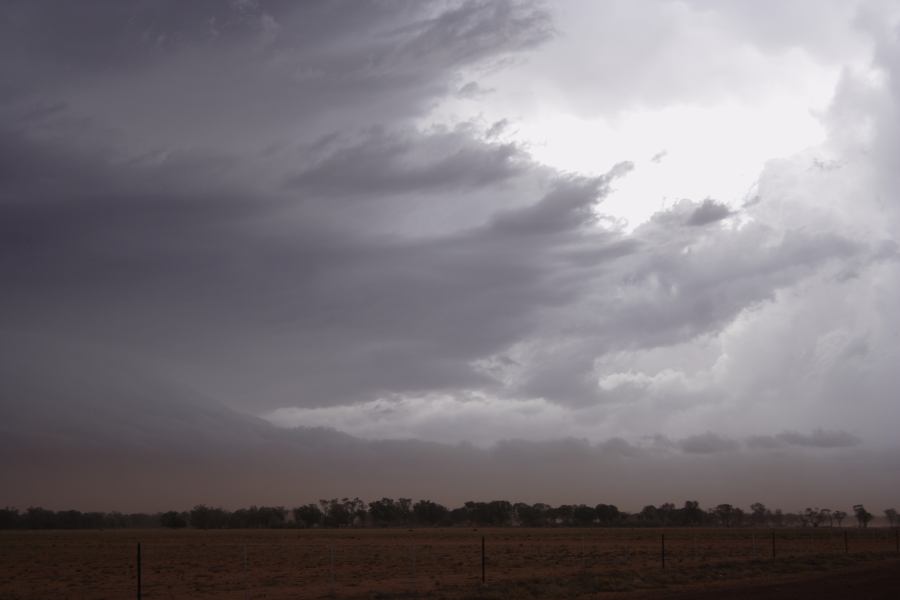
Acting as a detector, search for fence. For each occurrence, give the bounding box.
[1,527,898,598]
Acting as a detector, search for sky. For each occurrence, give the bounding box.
[2,0,900,513]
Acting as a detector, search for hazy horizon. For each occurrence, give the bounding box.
[2,1,900,513]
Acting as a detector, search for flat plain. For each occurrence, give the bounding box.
[1,527,898,599]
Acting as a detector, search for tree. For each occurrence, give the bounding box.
[465,501,513,526]
[25,507,56,529]
[412,500,448,526]
[515,503,550,527]
[782,511,802,528]
[551,504,575,527]
[749,503,769,527]
[368,498,400,527]
[485,500,513,526]
[0,508,21,529]
[448,506,469,526]
[594,504,620,526]
[395,498,413,525]
[681,500,704,526]
[832,510,847,527]
[853,505,873,528]
[657,503,676,526]
[340,497,367,526]
[56,510,84,529]
[884,508,898,528]
[572,504,596,526]
[638,505,659,526]
[770,509,785,528]
[160,511,187,528]
[714,504,737,528]
[263,506,288,528]
[189,505,229,529]
[803,507,827,527]
[292,504,323,528]
[319,499,353,528]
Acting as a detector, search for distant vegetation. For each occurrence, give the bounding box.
[0,500,893,530]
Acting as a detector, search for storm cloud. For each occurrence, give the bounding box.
[2,0,900,511]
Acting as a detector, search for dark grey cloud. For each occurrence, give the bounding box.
[3,107,864,413]
[686,198,733,226]
[747,429,862,450]
[679,432,740,454]
[0,0,560,410]
[0,0,552,174]
[286,128,528,199]
[490,162,632,235]
[1,0,550,90]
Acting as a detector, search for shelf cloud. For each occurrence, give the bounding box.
[2,0,900,511]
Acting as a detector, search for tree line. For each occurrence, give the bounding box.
[1,500,895,530]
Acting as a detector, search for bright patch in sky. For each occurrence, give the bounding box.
[425,0,850,231]
[516,100,829,228]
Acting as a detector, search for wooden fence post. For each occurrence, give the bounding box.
[661,534,666,569]
[330,545,335,595]
[136,542,142,600]
[243,544,249,600]
[411,543,417,595]
[481,536,485,584]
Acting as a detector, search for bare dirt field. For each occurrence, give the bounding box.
[1,528,897,599]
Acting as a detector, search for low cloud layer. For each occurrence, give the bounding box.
[748,429,862,450]
[3,1,900,510]
[0,345,890,512]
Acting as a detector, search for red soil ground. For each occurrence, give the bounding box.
[634,558,900,600]
[0,528,896,599]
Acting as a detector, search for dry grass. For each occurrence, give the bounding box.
[0,527,897,599]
